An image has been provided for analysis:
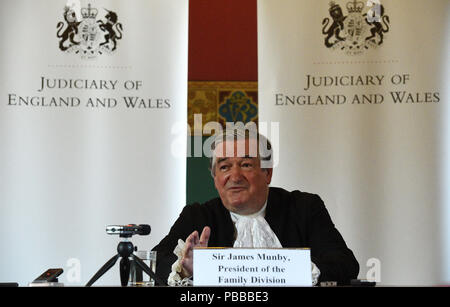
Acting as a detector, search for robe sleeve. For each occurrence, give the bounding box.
[296,193,359,285]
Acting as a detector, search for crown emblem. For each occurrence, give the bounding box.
[328,1,341,12]
[81,4,98,19]
[346,0,364,13]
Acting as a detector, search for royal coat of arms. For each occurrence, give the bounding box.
[56,3,123,58]
[322,0,390,55]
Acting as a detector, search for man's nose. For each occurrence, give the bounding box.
[229,165,244,182]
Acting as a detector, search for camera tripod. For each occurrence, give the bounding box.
[85,238,166,287]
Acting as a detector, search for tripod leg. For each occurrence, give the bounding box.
[120,257,131,286]
[85,254,120,287]
[132,254,167,286]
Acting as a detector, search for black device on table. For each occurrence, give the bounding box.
[33,268,64,283]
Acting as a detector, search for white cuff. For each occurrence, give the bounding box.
[167,239,193,287]
[311,262,321,286]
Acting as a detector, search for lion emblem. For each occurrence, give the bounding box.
[56,6,81,51]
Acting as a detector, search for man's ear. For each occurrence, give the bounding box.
[264,168,273,184]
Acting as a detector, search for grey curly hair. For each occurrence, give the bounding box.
[208,126,273,177]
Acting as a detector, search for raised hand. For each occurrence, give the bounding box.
[180,226,211,277]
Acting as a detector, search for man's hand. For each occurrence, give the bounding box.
[180,226,211,278]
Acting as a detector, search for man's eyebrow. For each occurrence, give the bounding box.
[216,158,228,164]
[217,155,256,163]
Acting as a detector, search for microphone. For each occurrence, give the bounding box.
[106,224,151,237]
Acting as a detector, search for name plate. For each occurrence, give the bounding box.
[193,248,312,286]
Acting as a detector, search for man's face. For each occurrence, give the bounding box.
[213,139,273,215]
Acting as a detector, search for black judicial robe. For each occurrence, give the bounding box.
[152,187,359,285]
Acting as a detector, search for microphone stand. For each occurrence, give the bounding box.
[85,235,166,287]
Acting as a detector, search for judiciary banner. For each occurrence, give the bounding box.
[0,0,188,285]
[258,0,450,285]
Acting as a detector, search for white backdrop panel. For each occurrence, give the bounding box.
[0,0,188,285]
[258,0,449,285]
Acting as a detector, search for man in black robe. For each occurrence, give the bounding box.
[153,129,359,285]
